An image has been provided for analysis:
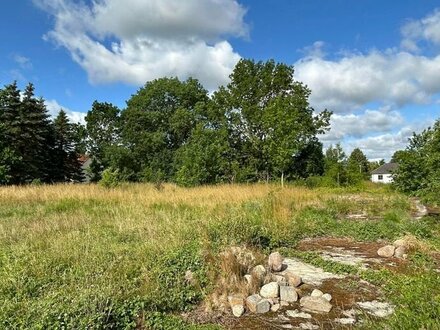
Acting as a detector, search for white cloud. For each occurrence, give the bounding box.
[45,99,86,124]
[401,9,440,51]
[321,106,404,143]
[295,51,440,113]
[13,54,32,70]
[35,0,247,90]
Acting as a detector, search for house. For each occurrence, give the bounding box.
[371,162,398,184]
[78,155,92,183]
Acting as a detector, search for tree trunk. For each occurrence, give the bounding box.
[281,171,284,188]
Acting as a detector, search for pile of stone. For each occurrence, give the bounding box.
[228,252,334,317]
[377,239,409,259]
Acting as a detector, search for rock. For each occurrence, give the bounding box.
[393,239,408,248]
[256,299,271,313]
[274,274,288,286]
[310,289,323,297]
[280,300,290,307]
[300,296,332,313]
[284,272,302,287]
[232,304,244,317]
[280,286,298,302]
[228,295,245,317]
[260,282,279,298]
[268,252,284,272]
[377,245,396,258]
[335,318,356,325]
[286,309,312,319]
[246,294,262,313]
[271,303,280,312]
[184,270,195,285]
[394,246,406,258]
[244,274,252,284]
[270,297,280,305]
[251,265,266,283]
[322,293,332,302]
[402,253,408,259]
[299,322,319,329]
[357,300,394,318]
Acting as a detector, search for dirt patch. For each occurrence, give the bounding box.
[298,237,409,272]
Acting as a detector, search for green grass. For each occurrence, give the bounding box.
[0,183,439,328]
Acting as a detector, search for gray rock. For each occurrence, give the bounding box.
[260,281,279,298]
[322,293,332,302]
[377,245,395,258]
[357,300,394,318]
[244,274,252,284]
[271,303,280,312]
[232,304,244,317]
[256,299,271,313]
[286,309,312,319]
[274,274,288,286]
[394,246,406,258]
[280,300,290,307]
[246,294,262,313]
[310,289,323,297]
[280,286,298,302]
[251,265,266,283]
[228,295,245,317]
[268,252,284,272]
[300,296,332,313]
[335,318,356,325]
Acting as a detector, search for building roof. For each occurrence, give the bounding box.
[371,162,399,175]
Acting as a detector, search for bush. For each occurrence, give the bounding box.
[99,168,122,188]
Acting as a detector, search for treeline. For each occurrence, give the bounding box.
[0,58,383,187]
[393,120,440,205]
[0,82,84,184]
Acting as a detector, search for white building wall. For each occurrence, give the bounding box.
[371,174,394,184]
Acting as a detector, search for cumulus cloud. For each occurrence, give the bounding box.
[321,106,404,143]
[35,0,247,90]
[45,99,86,124]
[401,9,440,51]
[295,51,440,112]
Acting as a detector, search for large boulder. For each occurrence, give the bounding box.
[377,245,395,258]
[268,252,284,272]
[280,285,298,302]
[260,282,279,298]
[256,299,271,313]
[300,296,332,313]
[284,272,302,287]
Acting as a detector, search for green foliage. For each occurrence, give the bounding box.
[99,168,122,188]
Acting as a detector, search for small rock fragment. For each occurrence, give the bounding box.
[246,294,262,313]
[310,289,323,297]
[322,293,332,302]
[357,300,394,318]
[244,274,252,284]
[268,252,284,272]
[184,270,195,285]
[300,296,332,313]
[274,274,288,286]
[232,305,244,317]
[394,246,406,258]
[280,286,298,302]
[271,303,280,312]
[228,295,245,317]
[256,299,271,313]
[299,322,319,329]
[260,282,279,298]
[280,300,290,307]
[393,239,408,248]
[335,318,356,325]
[286,309,312,319]
[252,265,267,279]
[377,245,396,258]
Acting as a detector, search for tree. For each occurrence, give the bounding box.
[52,110,83,182]
[85,101,120,181]
[212,59,331,184]
[324,143,347,186]
[347,148,370,184]
[121,77,208,181]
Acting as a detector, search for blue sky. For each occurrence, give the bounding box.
[1,1,440,160]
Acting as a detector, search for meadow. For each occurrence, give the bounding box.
[0,183,439,329]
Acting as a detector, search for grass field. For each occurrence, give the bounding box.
[0,183,439,329]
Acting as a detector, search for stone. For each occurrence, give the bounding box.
[286,309,312,319]
[280,301,290,307]
[256,299,271,313]
[244,274,252,284]
[246,294,262,313]
[284,272,302,287]
[393,239,408,248]
[377,245,396,258]
[251,265,266,283]
[271,303,280,312]
[280,286,298,302]
[274,274,288,286]
[300,296,332,313]
[335,318,356,325]
[322,293,332,302]
[268,252,284,272]
[260,282,279,298]
[357,300,394,318]
[270,297,280,305]
[299,322,319,329]
[232,304,244,317]
[184,270,195,285]
[394,246,406,258]
[310,289,323,297]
